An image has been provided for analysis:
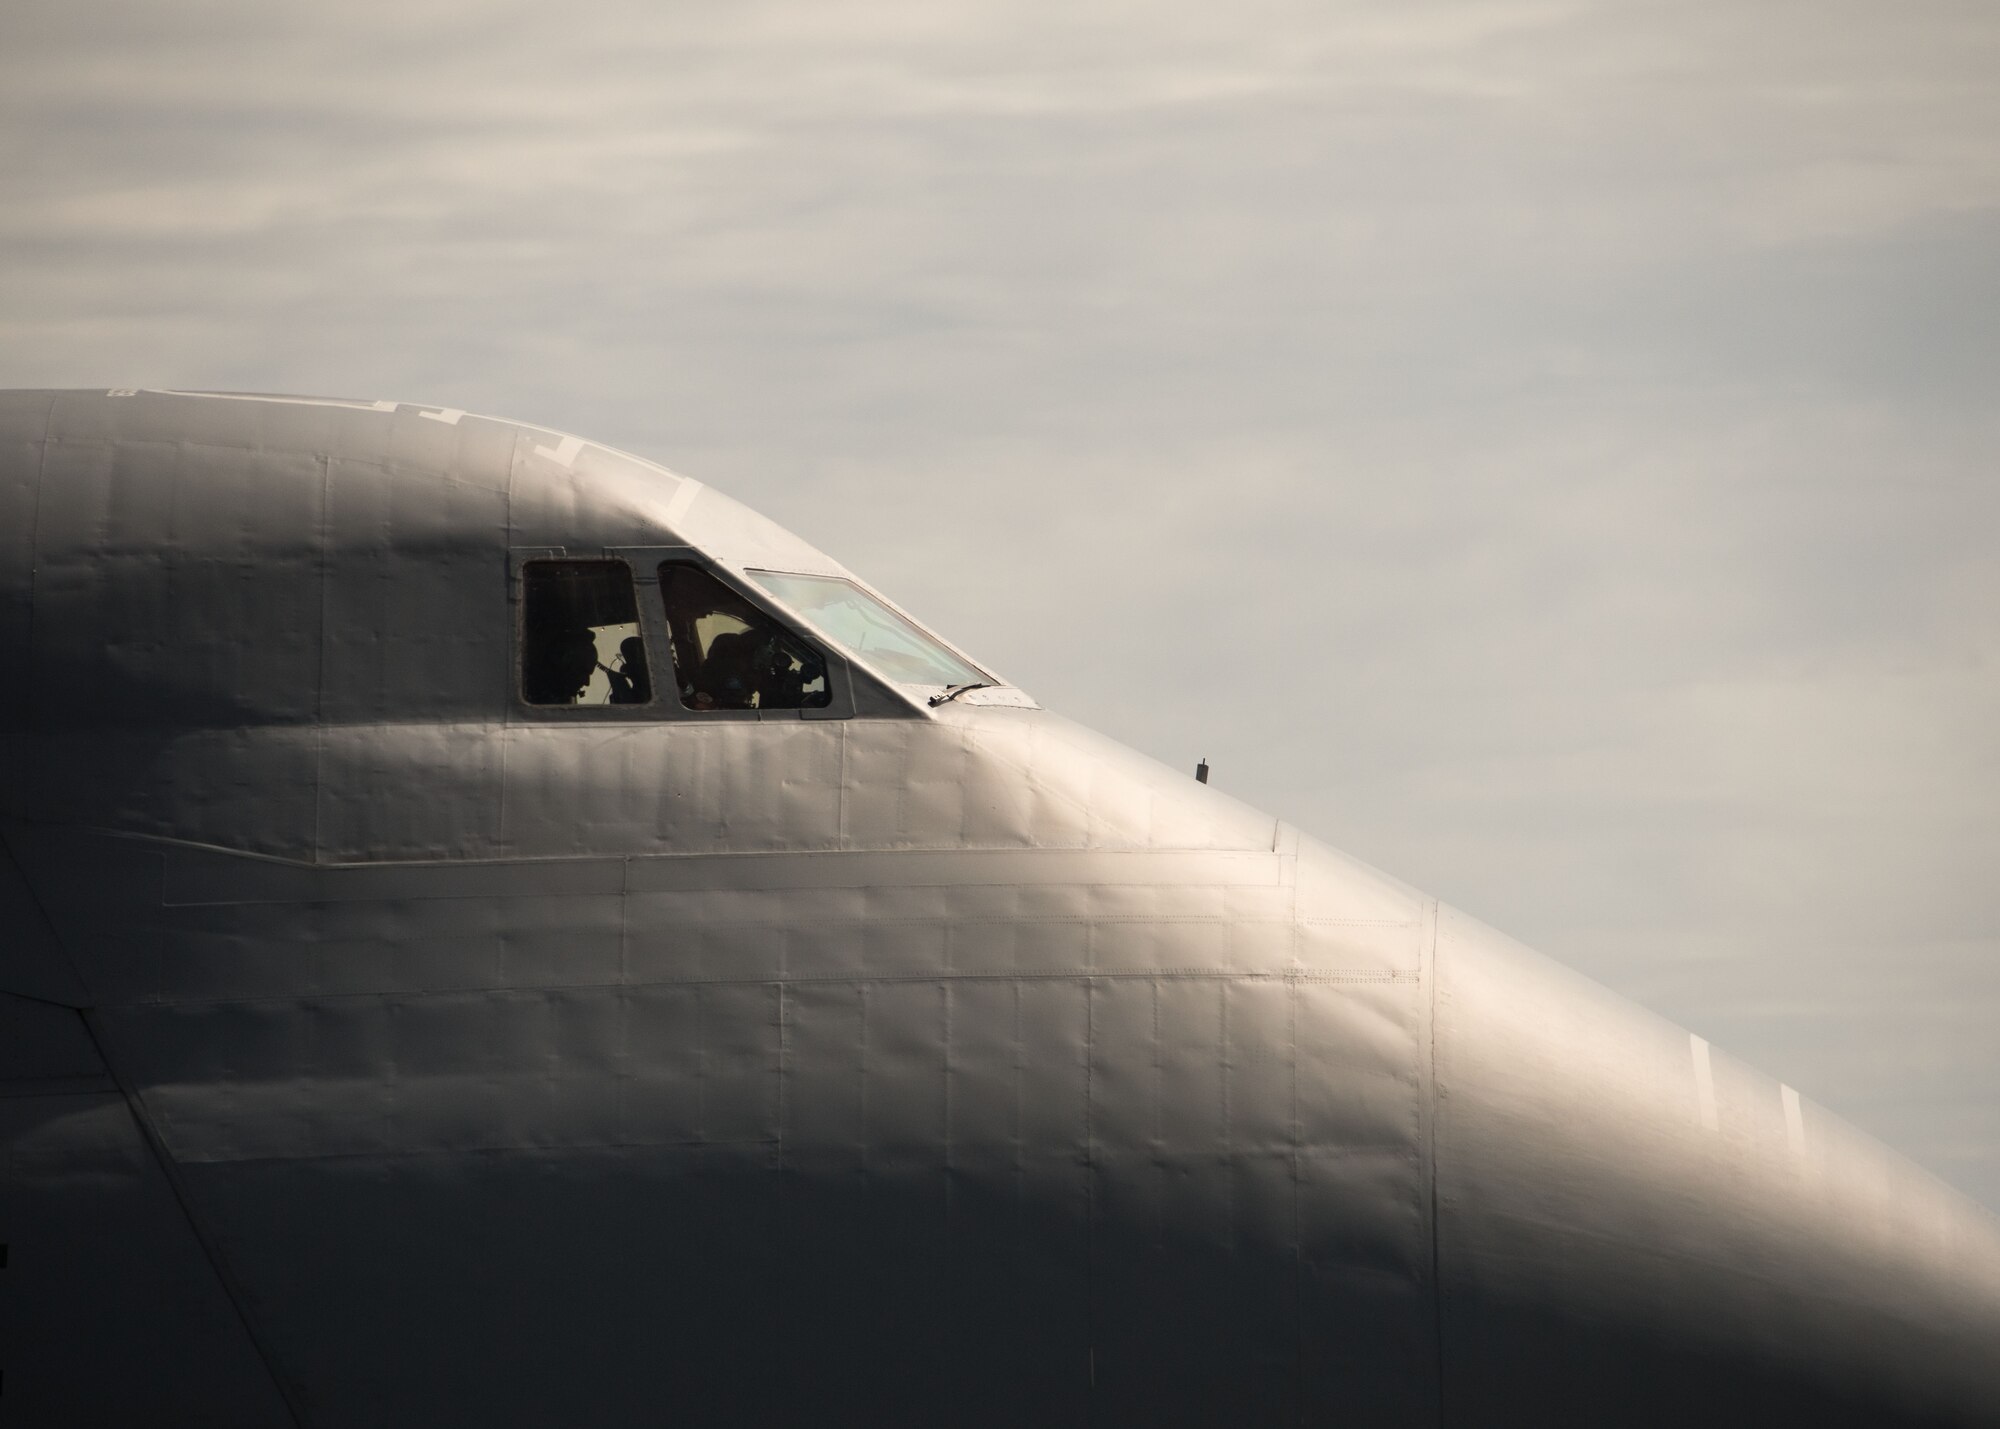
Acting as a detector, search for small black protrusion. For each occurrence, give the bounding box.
[1194,759,1209,784]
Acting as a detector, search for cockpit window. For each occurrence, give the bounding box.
[659,562,830,711]
[746,570,987,688]
[520,560,652,707]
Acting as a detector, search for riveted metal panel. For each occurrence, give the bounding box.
[845,713,1278,852]
[1294,831,1428,970]
[21,728,323,856]
[498,721,848,857]
[92,980,788,1167]
[1435,906,2000,1426]
[320,456,509,724]
[31,438,324,731]
[317,723,506,861]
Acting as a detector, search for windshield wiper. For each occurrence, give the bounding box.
[928,681,996,707]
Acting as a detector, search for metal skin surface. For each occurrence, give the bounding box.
[1,390,1996,1428]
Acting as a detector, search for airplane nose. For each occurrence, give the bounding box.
[1432,906,2000,1426]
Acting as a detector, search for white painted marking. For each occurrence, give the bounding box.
[534,434,586,468]
[1781,1084,1806,1154]
[417,407,466,425]
[1690,1033,1719,1132]
[660,475,703,526]
[107,388,138,397]
[152,391,400,413]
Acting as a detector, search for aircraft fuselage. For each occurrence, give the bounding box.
[2,390,1996,1426]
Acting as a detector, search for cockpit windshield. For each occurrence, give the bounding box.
[746,571,988,688]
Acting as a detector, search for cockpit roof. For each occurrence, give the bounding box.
[116,388,855,579]
[0,388,1026,723]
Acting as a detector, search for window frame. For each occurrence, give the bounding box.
[509,546,861,722]
[510,552,660,718]
[643,551,854,720]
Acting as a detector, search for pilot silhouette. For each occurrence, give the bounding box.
[523,617,600,704]
[602,635,651,704]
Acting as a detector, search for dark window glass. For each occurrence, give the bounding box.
[521,560,651,707]
[658,562,829,711]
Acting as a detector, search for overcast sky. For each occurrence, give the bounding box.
[5,0,1997,1209]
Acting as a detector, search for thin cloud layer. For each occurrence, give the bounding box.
[4,0,1997,1205]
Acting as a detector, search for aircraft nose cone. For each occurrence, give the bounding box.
[1433,906,2000,1427]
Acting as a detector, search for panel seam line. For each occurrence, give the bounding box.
[77,1008,313,1429]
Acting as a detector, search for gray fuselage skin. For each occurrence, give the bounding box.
[1,390,1996,1428]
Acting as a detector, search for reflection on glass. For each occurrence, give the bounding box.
[747,571,987,688]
